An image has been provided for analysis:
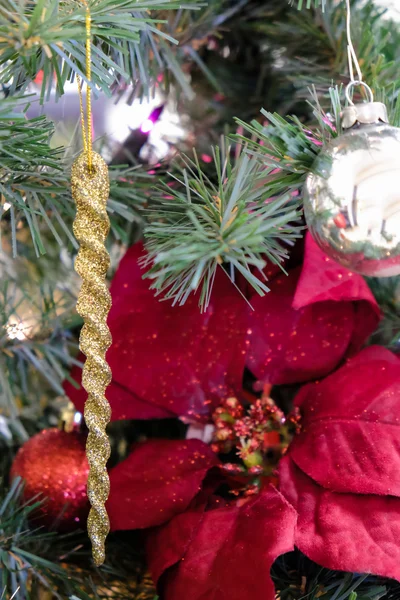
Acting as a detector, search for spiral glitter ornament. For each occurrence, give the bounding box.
[71,151,112,566]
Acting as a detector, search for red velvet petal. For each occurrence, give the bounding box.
[293,234,380,353]
[280,456,400,581]
[147,495,209,586]
[290,346,400,496]
[247,267,354,384]
[107,439,219,530]
[148,487,297,600]
[246,234,380,385]
[66,243,250,421]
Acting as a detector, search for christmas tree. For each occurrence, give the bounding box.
[1,0,400,597]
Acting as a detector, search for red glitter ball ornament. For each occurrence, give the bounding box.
[11,428,90,531]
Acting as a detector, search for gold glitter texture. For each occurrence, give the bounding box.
[71,151,112,566]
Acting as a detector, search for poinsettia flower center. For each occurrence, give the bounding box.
[211,387,300,496]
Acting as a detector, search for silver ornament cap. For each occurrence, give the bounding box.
[341,101,389,129]
[304,98,400,278]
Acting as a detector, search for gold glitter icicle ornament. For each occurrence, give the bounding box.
[71,2,112,566]
[71,152,112,565]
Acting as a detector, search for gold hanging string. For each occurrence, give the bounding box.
[76,2,92,171]
[71,0,112,566]
[76,74,88,154]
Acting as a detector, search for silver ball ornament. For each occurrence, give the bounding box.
[304,100,400,277]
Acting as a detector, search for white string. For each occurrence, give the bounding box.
[345,0,374,104]
[346,0,363,82]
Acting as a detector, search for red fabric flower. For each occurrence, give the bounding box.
[66,236,379,419]
[65,243,250,421]
[63,236,387,593]
[279,346,400,580]
[246,233,380,385]
[147,486,297,600]
[107,439,219,531]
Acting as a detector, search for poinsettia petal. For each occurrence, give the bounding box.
[148,487,297,600]
[293,234,381,352]
[293,234,378,307]
[289,346,400,496]
[66,243,250,421]
[246,234,380,385]
[147,493,212,585]
[107,439,219,530]
[280,456,400,581]
[247,267,354,384]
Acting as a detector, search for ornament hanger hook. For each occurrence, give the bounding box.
[345,81,374,106]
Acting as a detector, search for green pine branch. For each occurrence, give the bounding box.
[143,142,302,311]
[141,0,400,313]
[273,550,392,600]
[0,95,151,254]
[234,86,341,187]
[367,276,400,351]
[234,85,400,205]
[289,0,326,9]
[0,478,157,599]
[0,277,80,437]
[0,477,86,599]
[0,0,205,101]
[266,1,400,102]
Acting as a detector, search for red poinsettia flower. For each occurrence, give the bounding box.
[280,345,400,581]
[247,233,380,385]
[63,234,383,598]
[65,234,379,420]
[125,345,400,599]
